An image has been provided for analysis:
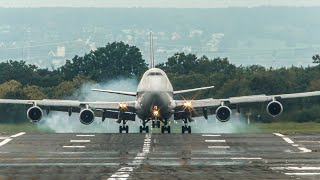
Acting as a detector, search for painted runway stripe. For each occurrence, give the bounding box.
[63,146,85,148]
[205,140,226,142]
[208,146,230,149]
[230,157,262,160]
[202,134,221,137]
[273,133,285,137]
[70,140,90,143]
[0,163,119,166]
[298,147,312,153]
[285,173,320,176]
[76,135,95,137]
[272,167,320,170]
[191,157,262,160]
[283,137,294,144]
[0,139,12,147]
[10,132,25,138]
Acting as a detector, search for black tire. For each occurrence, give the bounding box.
[139,126,143,133]
[161,126,165,133]
[182,126,185,134]
[146,126,149,133]
[119,126,122,133]
[188,126,191,134]
[152,121,155,128]
[126,126,129,133]
[168,126,171,134]
[157,121,161,128]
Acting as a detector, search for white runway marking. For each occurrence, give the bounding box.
[205,140,226,142]
[283,137,294,144]
[70,140,90,143]
[273,133,312,153]
[285,173,320,176]
[272,167,320,170]
[0,163,119,166]
[191,157,262,160]
[76,135,95,137]
[202,134,221,137]
[0,139,12,147]
[108,133,152,180]
[10,132,25,138]
[230,157,262,160]
[208,146,230,149]
[63,146,85,148]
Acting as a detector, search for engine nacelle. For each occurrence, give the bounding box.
[27,106,43,122]
[216,106,231,122]
[267,101,283,117]
[80,109,95,125]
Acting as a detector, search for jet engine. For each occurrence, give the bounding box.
[27,106,43,122]
[267,101,283,117]
[80,109,95,125]
[216,106,231,122]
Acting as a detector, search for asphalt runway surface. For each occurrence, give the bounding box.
[0,132,319,180]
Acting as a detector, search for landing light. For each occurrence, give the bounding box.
[153,110,159,117]
[119,103,128,110]
[184,101,193,109]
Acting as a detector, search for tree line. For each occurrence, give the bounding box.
[0,41,320,123]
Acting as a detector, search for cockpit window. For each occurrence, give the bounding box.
[148,72,163,76]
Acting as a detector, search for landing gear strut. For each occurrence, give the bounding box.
[119,120,129,133]
[152,119,161,128]
[182,118,191,134]
[140,120,150,133]
[160,119,171,133]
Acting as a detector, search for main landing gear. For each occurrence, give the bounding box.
[140,119,150,133]
[160,119,171,133]
[182,118,191,134]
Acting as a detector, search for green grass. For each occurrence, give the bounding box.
[0,123,54,134]
[252,122,320,133]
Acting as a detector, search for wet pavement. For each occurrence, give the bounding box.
[0,132,319,179]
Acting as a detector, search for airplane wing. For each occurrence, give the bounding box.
[173,86,215,95]
[91,89,136,96]
[174,90,320,120]
[0,99,137,121]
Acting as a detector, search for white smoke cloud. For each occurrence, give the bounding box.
[37,78,141,133]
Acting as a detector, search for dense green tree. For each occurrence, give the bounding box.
[60,41,148,81]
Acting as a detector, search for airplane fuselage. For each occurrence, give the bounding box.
[135,68,176,120]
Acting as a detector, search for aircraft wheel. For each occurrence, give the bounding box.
[168,126,171,134]
[125,126,129,133]
[157,121,161,128]
[119,126,122,133]
[188,126,191,134]
[139,126,143,133]
[161,126,165,133]
[146,126,149,133]
[182,126,185,134]
[152,121,155,128]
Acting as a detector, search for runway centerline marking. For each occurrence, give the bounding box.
[208,146,230,149]
[0,139,12,147]
[76,135,95,137]
[202,134,221,137]
[70,140,90,143]
[63,146,85,148]
[205,140,226,142]
[285,173,320,176]
[10,132,25,138]
[272,167,320,170]
[108,133,152,180]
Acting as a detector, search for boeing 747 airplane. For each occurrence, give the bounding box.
[1,35,320,133]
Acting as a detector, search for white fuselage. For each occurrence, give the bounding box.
[135,68,176,120]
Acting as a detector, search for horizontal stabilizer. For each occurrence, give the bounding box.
[173,86,215,95]
[91,89,136,96]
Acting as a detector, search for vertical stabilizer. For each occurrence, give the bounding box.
[150,32,155,69]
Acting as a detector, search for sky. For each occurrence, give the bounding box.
[1,0,320,8]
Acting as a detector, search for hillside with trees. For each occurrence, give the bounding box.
[0,41,320,123]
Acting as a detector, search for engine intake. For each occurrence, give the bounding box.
[27,106,43,122]
[267,101,283,117]
[216,106,231,122]
[80,109,95,125]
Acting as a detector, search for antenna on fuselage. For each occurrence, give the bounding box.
[150,32,155,69]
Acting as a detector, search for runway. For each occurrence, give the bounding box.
[0,132,319,179]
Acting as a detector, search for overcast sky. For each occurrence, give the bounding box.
[1,0,320,8]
